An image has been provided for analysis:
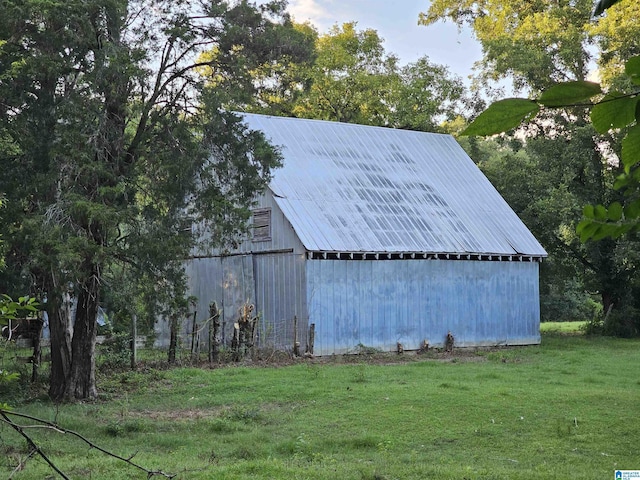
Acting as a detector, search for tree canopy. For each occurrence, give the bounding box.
[420,0,640,92]
[0,0,313,400]
[206,21,472,132]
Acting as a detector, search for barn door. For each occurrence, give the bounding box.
[221,255,255,346]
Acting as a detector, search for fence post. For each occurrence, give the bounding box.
[305,323,315,356]
[293,315,300,357]
[130,313,137,369]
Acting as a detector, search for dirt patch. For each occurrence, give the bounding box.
[128,345,526,374]
[196,346,503,368]
[128,407,225,421]
[308,348,492,366]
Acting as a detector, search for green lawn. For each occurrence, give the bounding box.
[2,334,639,479]
[540,321,588,334]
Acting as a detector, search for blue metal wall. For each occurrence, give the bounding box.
[306,259,541,355]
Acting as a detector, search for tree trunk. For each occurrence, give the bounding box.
[130,313,137,370]
[64,262,100,401]
[168,314,178,364]
[31,317,44,383]
[47,276,73,401]
[602,291,615,315]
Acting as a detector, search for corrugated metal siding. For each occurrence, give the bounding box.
[235,189,306,255]
[220,255,255,343]
[155,256,228,349]
[306,259,541,355]
[253,252,308,351]
[169,194,308,350]
[241,113,546,257]
[181,256,256,347]
[160,251,305,351]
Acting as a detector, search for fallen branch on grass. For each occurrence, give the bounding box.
[0,409,176,479]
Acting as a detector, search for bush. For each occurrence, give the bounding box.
[604,307,640,338]
[540,281,600,323]
[583,306,640,338]
[98,332,131,370]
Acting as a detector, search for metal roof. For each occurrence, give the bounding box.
[241,113,547,258]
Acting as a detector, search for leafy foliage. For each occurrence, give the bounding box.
[462,98,539,136]
[0,293,39,409]
[0,0,313,400]
[462,65,640,242]
[0,295,38,325]
[212,21,472,132]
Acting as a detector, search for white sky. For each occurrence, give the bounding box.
[284,0,483,82]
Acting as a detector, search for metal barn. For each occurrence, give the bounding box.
[177,113,547,355]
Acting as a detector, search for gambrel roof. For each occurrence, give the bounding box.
[241,113,547,258]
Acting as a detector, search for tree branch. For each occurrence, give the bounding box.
[8,447,37,480]
[0,409,176,479]
[0,410,70,480]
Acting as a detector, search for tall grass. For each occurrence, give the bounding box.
[2,334,638,479]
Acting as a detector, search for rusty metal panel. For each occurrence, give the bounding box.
[241,113,546,257]
[306,259,541,355]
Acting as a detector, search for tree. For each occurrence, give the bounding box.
[289,22,401,125]
[420,0,594,94]
[296,23,471,131]
[212,21,471,132]
[390,57,470,132]
[198,20,318,117]
[0,197,5,272]
[0,0,312,400]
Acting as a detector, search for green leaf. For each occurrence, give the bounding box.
[611,223,635,239]
[576,219,591,233]
[591,93,638,133]
[614,173,631,190]
[607,202,623,221]
[625,56,640,86]
[594,205,607,220]
[0,371,19,383]
[621,124,640,172]
[591,225,613,241]
[579,221,600,242]
[624,199,640,219]
[537,81,602,107]
[461,98,539,136]
[582,204,595,218]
